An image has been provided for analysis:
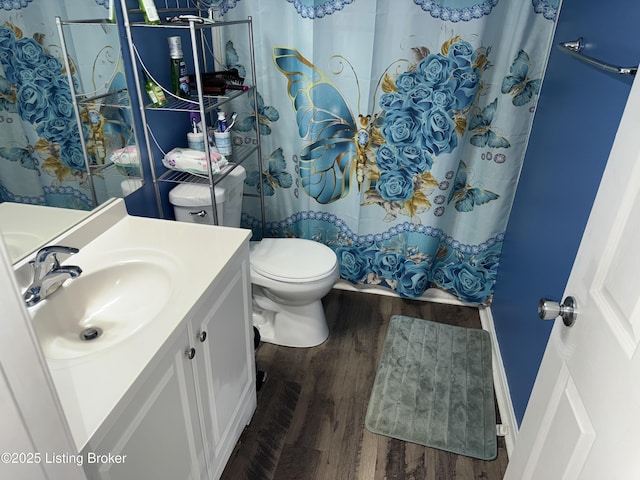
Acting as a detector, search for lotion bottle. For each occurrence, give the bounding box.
[144,73,167,107]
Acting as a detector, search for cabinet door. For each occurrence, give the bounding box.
[192,254,256,478]
[83,326,207,480]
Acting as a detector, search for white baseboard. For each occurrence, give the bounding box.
[479,305,518,456]
[332,280,471,306]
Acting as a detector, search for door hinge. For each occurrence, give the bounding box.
[496,424,509,437]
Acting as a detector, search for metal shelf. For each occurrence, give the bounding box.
[156,145,258,184]
[92,161,140,177]
[55,15,142,208]
[144,86,254,112]
[128,14,251,30]
[120,5,265,231]
[157,160,247,185]
[58,18,115,26]
[76,88,131,107]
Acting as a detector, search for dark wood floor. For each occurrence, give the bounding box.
[221,289,508,480]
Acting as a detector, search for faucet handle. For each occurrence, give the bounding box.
[31,246,80,278]
[35,245,79,264]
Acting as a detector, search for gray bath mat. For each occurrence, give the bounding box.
[365,315,496,460]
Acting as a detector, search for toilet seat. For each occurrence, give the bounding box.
[250,238,338,283]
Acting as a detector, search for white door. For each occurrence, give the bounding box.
[504,74,640,478]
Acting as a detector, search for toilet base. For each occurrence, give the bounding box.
[252,291,329,348]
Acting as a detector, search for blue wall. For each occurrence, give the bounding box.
[491,0,638,423]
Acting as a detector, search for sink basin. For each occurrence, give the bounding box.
[30,253,175,361]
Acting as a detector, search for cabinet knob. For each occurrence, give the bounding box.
[185,347,196,360]
[198,331,207,342]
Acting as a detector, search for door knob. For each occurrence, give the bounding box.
[538,296,577,327]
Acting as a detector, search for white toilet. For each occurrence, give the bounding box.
[169,166,339,347]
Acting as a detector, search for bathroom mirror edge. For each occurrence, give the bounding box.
[2,198,120,266]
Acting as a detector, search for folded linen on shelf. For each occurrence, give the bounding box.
[162,147,228,175]
[110,145,141,176]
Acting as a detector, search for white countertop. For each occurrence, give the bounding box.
[20,199,251,451]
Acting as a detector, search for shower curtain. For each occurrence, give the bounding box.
[0,0,128,210]
[216,0,559,304]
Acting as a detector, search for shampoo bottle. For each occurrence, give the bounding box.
[138,0,160,25]
[168,36,190,98]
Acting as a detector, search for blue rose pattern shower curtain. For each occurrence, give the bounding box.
[0,0,127,210]
[216,0,559,304]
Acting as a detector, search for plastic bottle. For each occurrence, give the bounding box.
[138,0,160,25]
[216,111,229,132]
[168,36,190,98]
[144,73,167,107]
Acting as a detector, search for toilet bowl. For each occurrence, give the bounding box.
[169,166,339,347]
[250,238,339,347]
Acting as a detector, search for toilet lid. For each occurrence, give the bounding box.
[250,238,337,282]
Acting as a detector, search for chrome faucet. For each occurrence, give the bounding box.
[23,246,82,307]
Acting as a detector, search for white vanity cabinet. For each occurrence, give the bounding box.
[81,243,256,480]
[81,323,207,479]
[189,250,256,479]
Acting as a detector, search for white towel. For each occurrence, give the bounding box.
[110,145,140,167]
[162,147,228,175]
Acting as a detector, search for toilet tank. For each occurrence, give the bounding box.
[169,166,246,227]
